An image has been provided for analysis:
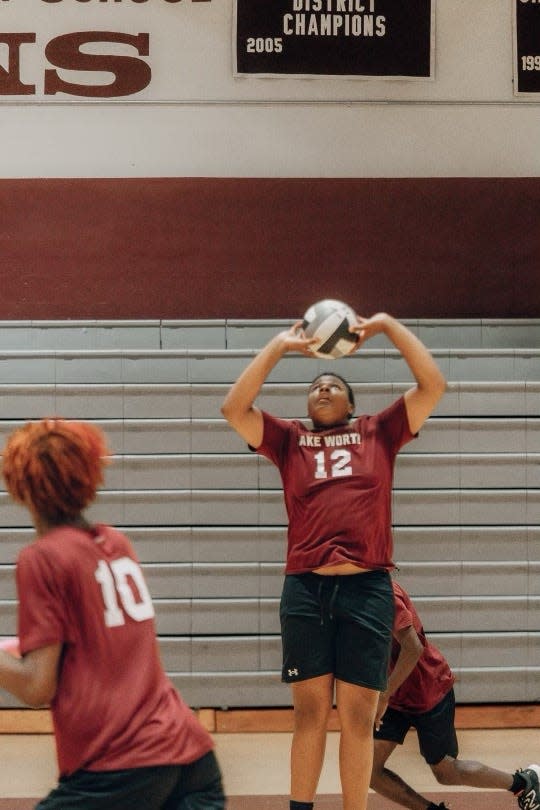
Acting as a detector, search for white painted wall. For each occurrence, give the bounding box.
[0,0,539,177]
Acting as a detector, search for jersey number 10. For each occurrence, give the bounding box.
[94,557,155,627]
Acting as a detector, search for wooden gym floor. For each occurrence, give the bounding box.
[0,707,537,808]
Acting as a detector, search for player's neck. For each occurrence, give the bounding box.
[312,417,352,431]
[32,513,93,537]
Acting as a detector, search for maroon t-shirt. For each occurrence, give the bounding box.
[256,397,414,573]
[389,581,455,713]
[16,525,213,777]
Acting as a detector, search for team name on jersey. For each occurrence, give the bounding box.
[298,431,361,448]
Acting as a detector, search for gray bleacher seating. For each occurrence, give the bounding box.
[0,319,538,707]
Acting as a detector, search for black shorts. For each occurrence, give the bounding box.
[35,750,225,810]
[374,688,459,765]
[280,569,394,690]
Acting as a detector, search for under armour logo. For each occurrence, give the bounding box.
[288,668,299,677]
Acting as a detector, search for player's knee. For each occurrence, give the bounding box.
[293,696,331,731]
[433,771,453,785]
[431,758,460,785]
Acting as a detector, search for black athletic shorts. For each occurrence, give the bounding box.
[374,687,459,765]
[35,750,225,810]
[280,569,394,690]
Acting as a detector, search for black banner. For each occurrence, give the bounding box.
[234,0,433,79]
[514,0,540,94]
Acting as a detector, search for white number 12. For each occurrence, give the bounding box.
[314,449,353,479]
[95,557,155,628]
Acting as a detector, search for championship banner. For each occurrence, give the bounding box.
[234,0,434,79]
[514,0,540,94]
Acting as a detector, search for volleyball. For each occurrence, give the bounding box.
[302,299,358,359]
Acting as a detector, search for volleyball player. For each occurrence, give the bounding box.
[221,312,446,810]
[371,580,539,810]
[0,418,225,810]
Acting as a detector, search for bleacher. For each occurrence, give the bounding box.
[0,319,538,708]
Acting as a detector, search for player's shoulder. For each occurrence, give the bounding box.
[261,412,309,444]
[16,535,61,580]
[16,542,37,566]
[95,524,137,558]
[263,411,303,429]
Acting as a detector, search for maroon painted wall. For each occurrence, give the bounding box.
[0,177,538,319]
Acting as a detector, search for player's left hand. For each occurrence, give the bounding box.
[349,312,391,348]
[374,692,389,731]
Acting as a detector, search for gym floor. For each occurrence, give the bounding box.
[0,727,537,808]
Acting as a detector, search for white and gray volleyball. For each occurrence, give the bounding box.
[302,299,358,359]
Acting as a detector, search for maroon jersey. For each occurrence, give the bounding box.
[389,581,455,713]
[16,525,213,777]
[257,396,414,573]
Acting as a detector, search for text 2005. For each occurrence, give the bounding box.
[246,37,283,53]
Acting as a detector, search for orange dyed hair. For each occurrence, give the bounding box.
[2,418,111,524]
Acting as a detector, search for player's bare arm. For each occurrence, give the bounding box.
[0,642,61,707]
[350,313,446,435]
[221,322,314,448]
[374,624,423,731]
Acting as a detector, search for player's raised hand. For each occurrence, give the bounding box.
[348,312,391,348]
[279,321,318,355]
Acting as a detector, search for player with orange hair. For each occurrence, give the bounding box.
[0,417,225,810]
[3,418,109,524]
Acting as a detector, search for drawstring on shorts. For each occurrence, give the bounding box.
[329,579,340,619]
[318,577,341,625]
